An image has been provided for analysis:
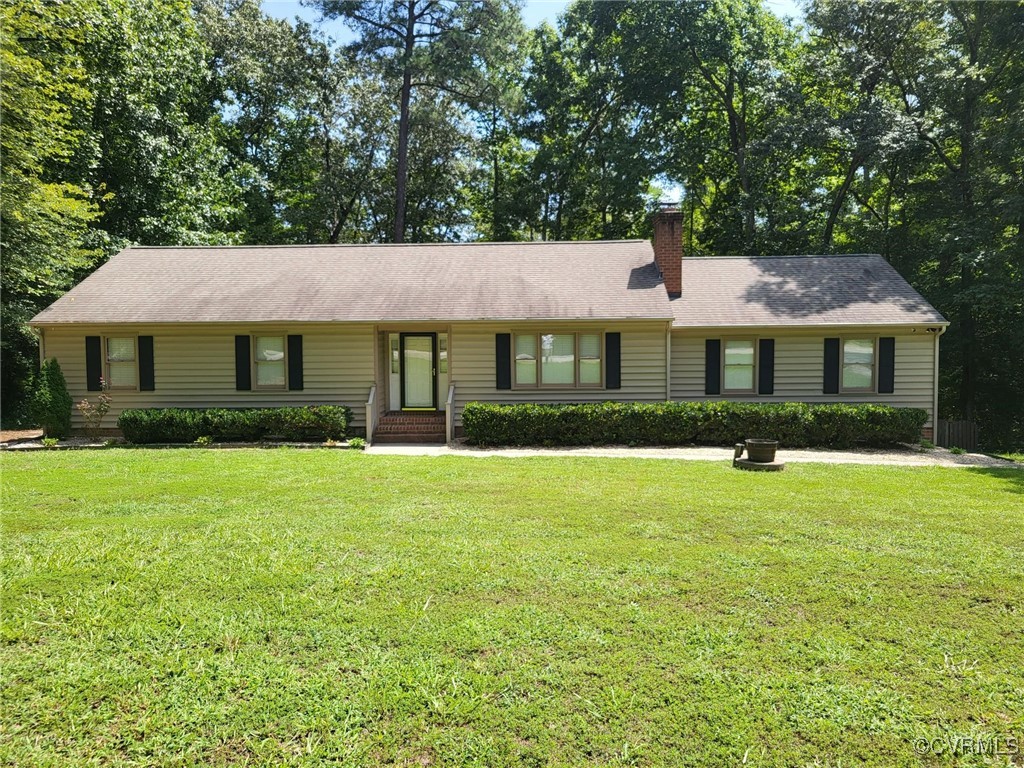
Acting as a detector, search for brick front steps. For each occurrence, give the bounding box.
[373,412,446,444]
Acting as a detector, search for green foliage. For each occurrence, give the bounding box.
[462,401,928,449]
[117,406,351,444]
[310,0,524,242]
[948,446,967,456]
[28,359,73,438]
[0,0,102,422]
[347,437,367,450]
[76,383,112,438]
[193,435,213,446]
[40,437,60,448]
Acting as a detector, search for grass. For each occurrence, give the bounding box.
[2,450,1022,767]
[995,452,1024,464]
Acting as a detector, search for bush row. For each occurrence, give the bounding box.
[461,401,928,449]
[117,406,351,444]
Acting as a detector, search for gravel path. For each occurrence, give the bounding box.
[371,442,1021,468]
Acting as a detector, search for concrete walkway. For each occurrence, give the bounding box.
[367,442,1020,469]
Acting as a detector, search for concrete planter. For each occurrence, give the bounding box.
[744,439,779,463]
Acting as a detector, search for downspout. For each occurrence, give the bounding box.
[665,321,672,401]
[37,327,45,366]
[933,326,946,435]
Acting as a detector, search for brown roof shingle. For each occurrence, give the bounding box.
[32,241,672,324]
[672,255,947,327]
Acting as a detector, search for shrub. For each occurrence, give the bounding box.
[29,359,72,438]
[118,406,351,444]
[461,401,928,449]
[347,437,366,450]
[77,379,112,438]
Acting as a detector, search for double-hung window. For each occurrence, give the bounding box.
[722,339,756,393]
[253,335,286,389]
[513,332,603,388]
[841,338,876,392]
[105,336,137,390]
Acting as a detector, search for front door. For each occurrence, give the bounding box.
[400,333,437,410]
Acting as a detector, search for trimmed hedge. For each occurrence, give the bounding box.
[461,401,928,449]
[118,406,351,444]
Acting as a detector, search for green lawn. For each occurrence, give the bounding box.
[2,451,1022,767]
[996,452,1024,464]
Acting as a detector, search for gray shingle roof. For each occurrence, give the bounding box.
[31,241,672,324]
[672,255,947,327]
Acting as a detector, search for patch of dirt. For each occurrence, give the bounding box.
[0,429,42,444]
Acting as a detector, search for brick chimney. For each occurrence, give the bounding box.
[653,205,683,298]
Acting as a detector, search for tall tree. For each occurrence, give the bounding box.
[72,0,241,245]
[610,0,800,254]
[307,0,522,242]
[519,7,657,242]
[808,0,1024,440]
[0,0,100,417]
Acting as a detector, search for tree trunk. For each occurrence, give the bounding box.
[954,9,980,422]
[491,107,500,239]
[822,156,860,252]
[723,75,754,251]
[393,1,416,243]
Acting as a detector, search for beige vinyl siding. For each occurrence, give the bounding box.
[449,321,668,427]
[40,324,375,432]
[671,328,938,426]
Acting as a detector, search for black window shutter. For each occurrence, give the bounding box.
[235,335,251,391]
[605,332,621,389]
[85,336,102,391]
[878,337,895,394]
[823,338,840,394]
[758,338,775,395]
[704,339,721,395]
[138,336,155,391]
[287,335,304,391]
[495,333,511,390]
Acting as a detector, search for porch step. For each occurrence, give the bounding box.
[373,412,446,444]
[373,432,446,444]
[375,423,446,433]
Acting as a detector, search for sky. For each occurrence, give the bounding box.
[262,0,804,40]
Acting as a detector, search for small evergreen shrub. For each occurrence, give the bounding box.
[118,406,351,444]
[29,359,72,438]
[461,401,928,449]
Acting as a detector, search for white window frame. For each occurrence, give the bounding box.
[721,337,757,395]
[252,333,288,391]
[512,331,605,390]
[104,335,138,391]
[840,336,878,394]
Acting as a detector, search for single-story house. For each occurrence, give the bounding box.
[30,209,948,443]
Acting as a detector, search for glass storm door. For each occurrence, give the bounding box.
[400,333,436,409]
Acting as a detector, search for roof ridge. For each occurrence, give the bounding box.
[686,253,883,260]
[127,239,650,250]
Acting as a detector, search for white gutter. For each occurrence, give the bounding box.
[933,326,947,432]
[665,321,672,401]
